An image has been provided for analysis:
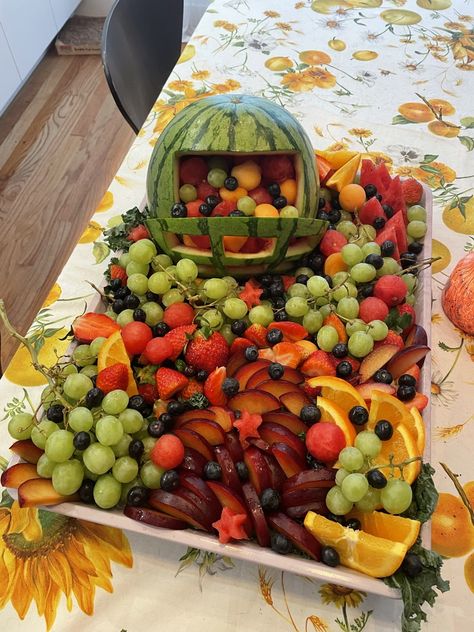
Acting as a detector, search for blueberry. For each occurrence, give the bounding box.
[196,369,208,382]
[124,294,140,309]
[400,252,418,269]
[260,274,273,287]
[205,195,220,209]
[231,320,247,336]
[159,413,174,429]
[321,546,340,567]
[148,419,166,438]
[382,204,394,219]
[273,296,286,309]
[274,310,288,322]
[373,216,386,230]
[114,286,130,300]
[260,488,281,512]
[171,202,187,218]
[374,369,393,384]
[268,362,284,380]
[324,274,333,288]
[224,176,238,191]
[46,404,64,423]
[73,431,91,450]
[295,274,309,285]
[318,197,326,210]
[126,485,149,507]
[128,439,145,460]
[374,419,393,440]
[345,518,361,531]
[399,374,417,387]
[167,400,186,416]
[236,460,249,481]
[408,241,423,255]
[222,377,239,397]
[364,184,377,198]
[267,328,283,346]
[300,405,321,424]
[199,203,212,216]
[84,387,104,409]
[229,209,245,216]
[317,210,330,221]
[109,278,122,291]
[245,346,259,362]
[349,405,368,426]
[332,343,348,358]
[271,532,292,555]
[380,240,395,257]
[397,385,416,401]
[358,283,374,299]
[365,254,384,270]
[273,196,287,209]
[268,183,281,198]
[133,308,146,322]
[129,395,147,414]
[366,468,387,489]
[327,512,346,525]
[204,461,222,480]
[153,322,169,336]
[184,365,196,377]
[327,209,341,224]
[336,361,352,378]
[146,291,160,302]
[112,299,125,314]
[308,253,324,273]
[402,553,423,578]
[79,479,96,504]
[375,193,383,202]
[160,469,180,491]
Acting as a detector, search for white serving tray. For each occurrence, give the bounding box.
[6,185,433,599]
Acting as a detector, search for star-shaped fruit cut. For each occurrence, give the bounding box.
[212,507,249,544]
[233,410,263,448]
[239,279,263,308]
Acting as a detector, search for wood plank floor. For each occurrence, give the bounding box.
[0,50,135,370]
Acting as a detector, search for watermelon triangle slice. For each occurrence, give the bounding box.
[375,225,400,261]
[359,196,386,225]
[360,160,377,189]
[385,211,407,254]
[360,160,391,196]
[375,162,392,190]
[382,177,407,225]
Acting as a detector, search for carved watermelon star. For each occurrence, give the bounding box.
[239,279,263,308]
[233,410,263,448]
[212,507,249,544]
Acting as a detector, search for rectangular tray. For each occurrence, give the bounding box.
[6,185,433,599]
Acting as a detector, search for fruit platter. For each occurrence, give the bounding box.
[1,95,442,615]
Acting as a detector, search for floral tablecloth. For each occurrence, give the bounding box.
[1,1,474,630]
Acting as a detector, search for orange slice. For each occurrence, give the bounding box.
[348,510,420,548]
[408,406,426,455]
[97,331,138,396]
[367,390,414,430]
[306,376,367,414]
[304,512,407,578]
[316,396,356,446]
[370,423,421,485]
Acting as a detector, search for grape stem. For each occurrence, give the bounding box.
[367,454,422,479]
[398,256,441,276]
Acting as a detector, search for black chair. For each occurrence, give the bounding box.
[102,0,184,134]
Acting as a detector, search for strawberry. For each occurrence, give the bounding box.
[163,303,195,329]
[374,330,404,350]
[155,367,189,400]
[138,383,159,405]
[96,363,129,394]
[401,178,423,205]
[109,263,127,286]
[230,337,253,355]
[127,224,150,242]
[72,312,120,343]
[244,323,268,347]
[271,342,304,368]
[268,321,308,342]
[163,324,197,360]
[203,367,227,406]
[405,392,428,411]
[396,303,416,334]
[181,378,204,400]
[322,313,347,343]
[185,331,229,373]
[239,279,263,308]
[301,350,336,377]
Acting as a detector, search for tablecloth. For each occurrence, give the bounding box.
[1,1,473,630]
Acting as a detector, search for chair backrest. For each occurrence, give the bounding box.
[102,0,184,134]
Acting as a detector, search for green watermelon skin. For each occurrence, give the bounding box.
[146,94,319,220]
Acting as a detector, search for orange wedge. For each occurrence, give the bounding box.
[370,423,421,485]
[367,390,414,430]
[348,510,421,548]
[307,376,367,415]
[304,512,407,578]
[97,331,138,396]
[408,406,426,455]
[316,396,356,446]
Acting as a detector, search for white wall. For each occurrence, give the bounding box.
[76,0,113,16]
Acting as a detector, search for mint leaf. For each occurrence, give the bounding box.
[187,393,210,409]
[404,463,438,524]
[103,206,150,252]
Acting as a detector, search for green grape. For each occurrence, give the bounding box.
[407,220,427,239]
[377,257,400,277]
[80,365,98,379]
[406,294,416,306]
[119,252,131,268]
[8,413,34,440]
[68,407,94,432]
[335,468,349,486]
[325,485,354,515]
[126,260,149,276]
[249,304,274,326]
[355,487,381,512]
[73,344,94,367]
[361,242,381,257]
[151,253,173,270]
[52,459,84,495]
[104,310,117,321]
[207,168,227,188]
[111,433,133,457]
[141,302,164,326]
[179,183,197,202]
[355,431,382,458]
[116,309,135,327]
[280,205,299,218]
[367,320,389,341]
[90,337,107,356]
[63,373,94,400]
[61,364,78,376]
[41,386,58,408]
[148,271,172,294]
[285,297,309,318]
[93,474,122,509]
[36,453,57,478]
[351,224,376,246]
[295,267,314,279]
[96,415,124,446]
[307,275,329,298]
[223,298,248,319]
[316,296,330,308]
[203,278,228,300]
[407,205,426,222]
[127,273,149,295]
[83,443,115,475]
[350,263,376,283]
[337,220,358,240]
[162,289,184,307]
[303,310,323,334]
[142,436,156,461]
[83,466,99,482]
[341,243,364,266]
[31,420,58,449]
[341,473,369,503]
[200,308,224,329]
[237,196,256,215]
[119,409,143,434]
[45,429,75,463]
[318,304,333,319]
[336,297,359,320]
[339,447,364,472]
[112,456,139,484]
[102,390,129,415]
[165,265,178,281]
[129,238,157,264]
[333,282,357,302]
[401,273,417,293]
[381,479,413,514]
[220,323,236,345]
[222,276,238,290]
[140,461,165,488]
[288,283,309,298]
[176,258,198,283]
[332,271,349,286]
[316,325,339,352]
[348,331,374,357]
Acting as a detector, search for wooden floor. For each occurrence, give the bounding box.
[0,50,135,370]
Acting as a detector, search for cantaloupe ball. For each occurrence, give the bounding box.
[219,186,248,203]
[254,203,279,217]
[339,183,366,212]
[231,160,262,190]
[280,178,297,205]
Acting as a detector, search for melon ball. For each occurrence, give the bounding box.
[231,160,262,190]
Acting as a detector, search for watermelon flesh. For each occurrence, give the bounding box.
[375,225,400,261]
[381,176,408,225]
[358,196,386,225]
[360,160,391,196]
[385,211,407,254]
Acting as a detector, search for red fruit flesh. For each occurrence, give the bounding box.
[214,445,242,492]
[163,302,195,328]
[385,211,408,254]
[197,181,218,200]
[375,225,401,261]
[241,482,271,547]
[209,407,234,433]
[182,419,226,446]
[305,422,346,463]
[227,350,248,376]
[386,344,430,379]
[205,481,252,536]
[155,367,189,400]
[373,275,407,307]
[224,431,244,462]
[175,409,215,426]
[72,312,120,343]
[268,321,308,342]
[359,196,386,226]
[281,468,336,493]
[179,156,208,186]
[257,379,302,399]
[261,411,307,435]
[179,473,222,519]
[144,337,174,364]
[358,297,389,324]
[228,390,280,415]
[9,440,43,464]
[280,390,312,417]
[179,447,207,477]
[148,489,212,531]
[259,422,306,461]
[173,428,214,462]
[203,366,228,406]
[261,155,295,183]
[124,505,188,529]
[268,512,321,560]
[271,442,306,477]
[121,321,153,355]
[243,446,272,495]
[246,366,303,389]
[319,229,348,256]
[356,381,396,401]
[151,434,185,469]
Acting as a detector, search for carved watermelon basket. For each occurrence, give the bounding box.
[145,95,327,276]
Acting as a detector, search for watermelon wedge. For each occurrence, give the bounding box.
[375,225,400,261]
[385,211,407,254]
[360,160,377,189]
[317,156,333,184]
[382,177,407,225]
[359,196,386,225]
[375,162,392,190]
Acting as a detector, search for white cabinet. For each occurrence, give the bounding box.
[0,22,21,112]
[50,0,81,29]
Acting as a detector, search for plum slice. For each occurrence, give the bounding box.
[228,390,280,415]
[268,512,321,560]
[386,344,430,378]
[149,489,213,531]
[214,445,242,492]
[9,440,43,464]
[124,505,188,529]
[242,482,271,547]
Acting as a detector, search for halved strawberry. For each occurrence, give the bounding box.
[96,363,129,394]
[204,367,227,406]
[163,324,197,360]
[109,264,127,286]
[138,383,159,405]
[268,321,308,342]
[301,350,336,377]
[271,342,304,368]
[230,337,253,355]
[181,379,204,400]
[374,330,404,350]
[155,367,189,400]
[396,303,416,335]
[72,312,120,343]
[244,324,268,348]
